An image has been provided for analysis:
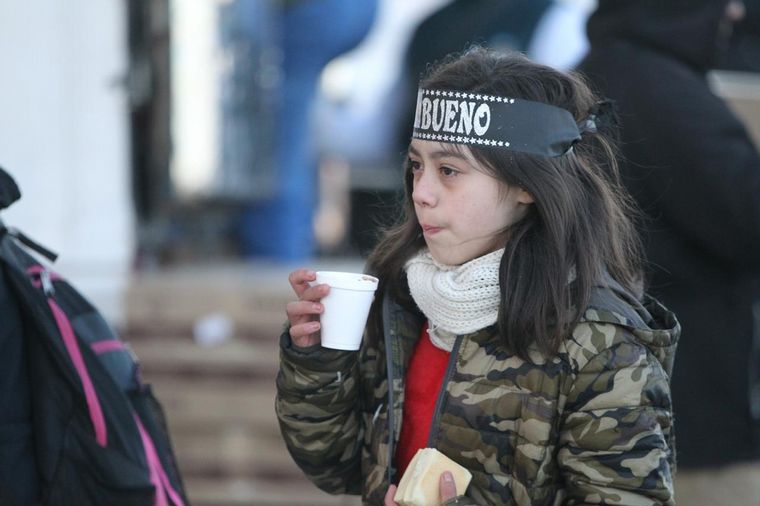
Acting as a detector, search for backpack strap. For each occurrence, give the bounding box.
[27,265,107,447]
[2,227,58,262]
[134,414,186,506]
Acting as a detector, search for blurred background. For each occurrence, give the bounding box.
[0,0,757,505]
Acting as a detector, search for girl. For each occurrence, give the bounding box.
[276,47,678,505]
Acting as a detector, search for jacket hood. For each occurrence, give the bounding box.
[583,277,681,377]
[587,0,734,71]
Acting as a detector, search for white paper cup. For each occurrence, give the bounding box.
[316,271,379,351]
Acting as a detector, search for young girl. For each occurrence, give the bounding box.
[276,47,678,506]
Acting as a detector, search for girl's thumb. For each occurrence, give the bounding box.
[439,471,458,501]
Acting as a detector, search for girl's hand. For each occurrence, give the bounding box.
[286,268,329,348]
[384,485,398,506]
[383,471,458,505]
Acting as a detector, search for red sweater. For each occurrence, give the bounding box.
[395,322,451,479]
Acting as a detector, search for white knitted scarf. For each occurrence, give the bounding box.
[405,248,503,351]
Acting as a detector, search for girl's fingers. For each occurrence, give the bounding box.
[287,269,330,301]
[286,300,324,322]
[384,485,398,506]
[289,320,321,340]
[300,283,330,302]
[439,471,457,501]
[288,268,317,298]
[286,269,329,348]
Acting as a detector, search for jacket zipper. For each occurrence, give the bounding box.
[750,301,760,422]
[426,335,463,446]
[383,296,397,484]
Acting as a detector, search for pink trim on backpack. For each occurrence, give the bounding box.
[25,266,184,502]
[134,414,185,506]
[48,298,108,447]
[26,265,62,288]
[26,265,107,446]
[27,265,54,275]
[91,340,127,355]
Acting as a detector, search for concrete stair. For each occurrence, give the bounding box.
[123,260,365,506]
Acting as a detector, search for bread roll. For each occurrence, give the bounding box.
[394,448,472,506]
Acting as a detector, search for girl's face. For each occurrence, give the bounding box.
[408,140,534,266]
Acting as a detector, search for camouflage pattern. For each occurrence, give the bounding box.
[276,279,679,505]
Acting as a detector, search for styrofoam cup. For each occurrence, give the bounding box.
[316,271,379,351]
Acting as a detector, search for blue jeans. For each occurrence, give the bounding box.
[241,0,378,261]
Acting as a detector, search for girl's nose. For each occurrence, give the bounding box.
[412,172,437,207]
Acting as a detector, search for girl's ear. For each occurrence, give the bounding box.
[516,188,535,204]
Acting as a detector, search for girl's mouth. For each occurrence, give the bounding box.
[421,224,442,235]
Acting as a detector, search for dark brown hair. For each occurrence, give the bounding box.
[366,47,643,359]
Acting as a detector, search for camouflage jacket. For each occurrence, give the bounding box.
[276,279,679,505]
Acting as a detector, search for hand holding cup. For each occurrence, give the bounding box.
[286,268,329,348]
[286,269,378,350]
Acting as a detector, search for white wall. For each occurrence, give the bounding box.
[0,1,133,324]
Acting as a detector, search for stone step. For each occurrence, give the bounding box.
[183,477,361,506]
[150,378,278,429]
[124,260,365,336]
[128,336,279,378]
[171,427,294,474]
[121,260,367,505]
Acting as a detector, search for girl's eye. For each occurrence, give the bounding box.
[440,166,459,177]
[408,159,422,173]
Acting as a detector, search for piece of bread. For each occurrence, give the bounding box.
[394,448,472,506]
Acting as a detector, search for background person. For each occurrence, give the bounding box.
[239,0,378,261]
[578,1,760,503]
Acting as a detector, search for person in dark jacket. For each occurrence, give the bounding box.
[0,272,38,505]
[0,172,38,505]
[578,1,760,504]
[0,168,189,505]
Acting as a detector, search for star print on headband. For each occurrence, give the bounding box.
[412,88,582,157]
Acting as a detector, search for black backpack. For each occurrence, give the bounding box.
[0,168,189,506]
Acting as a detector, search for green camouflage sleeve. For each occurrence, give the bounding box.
[558,323,675,505]
[275,331,363,495]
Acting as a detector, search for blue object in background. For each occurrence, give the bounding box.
[240,0,378,262]
[218,0,279,201]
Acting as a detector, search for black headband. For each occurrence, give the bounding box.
[412,88,582,157]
